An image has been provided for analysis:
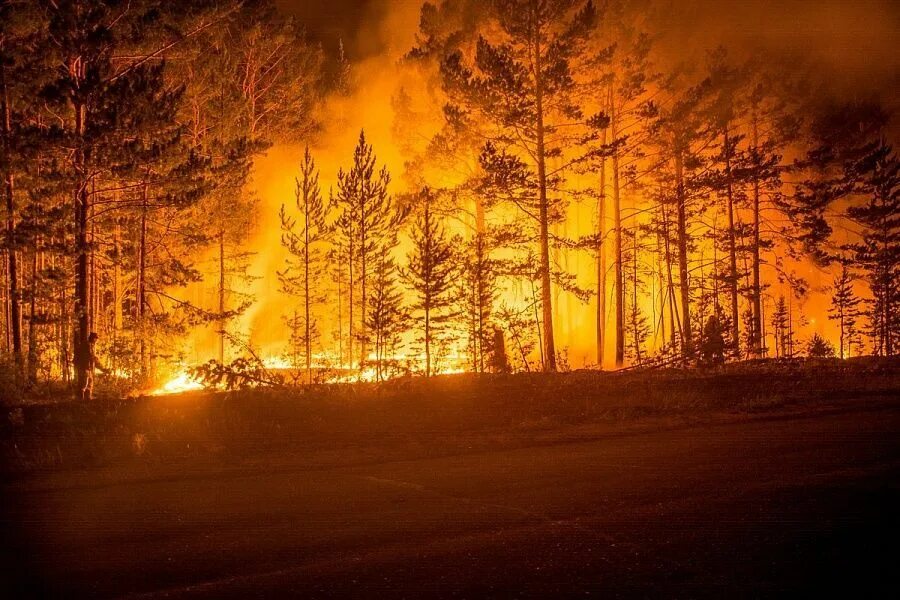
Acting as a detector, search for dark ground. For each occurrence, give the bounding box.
[1,362,899,597]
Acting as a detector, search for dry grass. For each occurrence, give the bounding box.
[2,357,898,474]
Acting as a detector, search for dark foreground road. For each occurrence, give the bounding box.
[3,400,899,598]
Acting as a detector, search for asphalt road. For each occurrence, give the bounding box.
[3,401,899,598]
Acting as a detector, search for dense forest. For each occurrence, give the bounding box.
[0,0,897,398]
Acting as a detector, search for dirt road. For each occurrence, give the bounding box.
[3,400,898,597]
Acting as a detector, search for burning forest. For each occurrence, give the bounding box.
[1,0,899,597]
[0,0,897,397]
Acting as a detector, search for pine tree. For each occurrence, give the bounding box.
[807,333,835,359]
[649,78,708,362]
[792,102,898,356]
[0,1,46,376]
[440,0,597,371]
[41,0,217,396]
[280,146,329,383]
[844,140,899,356]
[828,265,862,359]
[334,131,407,369]
[459,232,496,373]
[771,295,790,358]
[598,15,653,368]
[623,229,649,365]
[180,29,260,367]
[705,48,746,358]
[231,1,323,144]
[495,302,538,372]
[403,192,458,377]
[176,0,323,365]
[366,245,407,381]
[744,81,788,358]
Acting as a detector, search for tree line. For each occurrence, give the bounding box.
[387,0,898,372]
[0,0,325,396]
[1,0,897,397]
[276,0,897,383]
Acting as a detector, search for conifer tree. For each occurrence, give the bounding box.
[705,48,746,357]
[792,102,898,357]
[334,131,407,369]
[366,245,407,381]
[459,232,497,373]
[744,81,789,358]
[843,140,899,356]
[598,14,653,368]
[180,29,260,366]
[440,0,597,371]
[828,266,862,359]
[280,146,329,383]
[807,333,835,359]
[403,191,458,377]
[648,78,708,362]
[41,0,218,396]
[771,295,790,358]
[0,1,45,375]
[177,0,323,365]
[623,229,649,365]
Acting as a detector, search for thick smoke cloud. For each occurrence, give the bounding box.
[248,0,898,362]
[281,0,899,101]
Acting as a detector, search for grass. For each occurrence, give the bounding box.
[2,357,898,474]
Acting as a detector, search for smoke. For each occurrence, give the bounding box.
[235,0,426,359]
[283,0,898,97]
[200,0,898,365]
[658,0,900,101]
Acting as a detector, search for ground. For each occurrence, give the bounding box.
[1,360,899,597]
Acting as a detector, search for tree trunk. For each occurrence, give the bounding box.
[631,232,641,364]
[358,196,368,370]
[336,264,343,368]
[596,108,607,366]
[359,243,367,369]
[661,199,680,350]
[533,24,556,372]
[723,126,740,355]
[424,303,431,377]
[139,183,148,378]
[60,272,70,383]
[113,218,122,334]
[348,236,354,370]
[1,59,21,369]
[73,96,91,399]
[475,234,486,373]
[674,150,693,359]
[611,88,624,367]
[2,252,8,352]
[217,229,225,364]
[531,279,544,369]
[28,247,38,383]
[839,308,845,359]
[656,229,666,345]
[304,189,312,384]
[750,110,763,356]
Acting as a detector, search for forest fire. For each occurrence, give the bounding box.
[1,1,897,597]
[150,370,204,396]
[0,0,897,403]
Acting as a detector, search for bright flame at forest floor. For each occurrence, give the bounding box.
[150,371,204,396]
[149,353,470,395]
